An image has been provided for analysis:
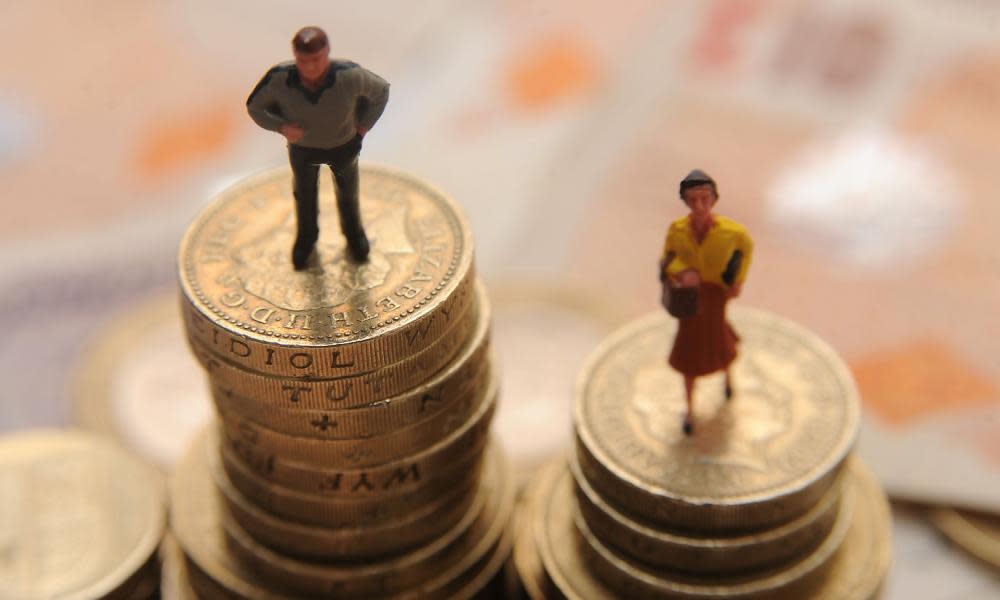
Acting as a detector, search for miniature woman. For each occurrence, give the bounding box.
[659,170,753,434]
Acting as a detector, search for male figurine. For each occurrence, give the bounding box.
[247,26,390,269]
[659,170,753,435]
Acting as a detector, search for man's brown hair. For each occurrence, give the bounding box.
[293,27,328,54]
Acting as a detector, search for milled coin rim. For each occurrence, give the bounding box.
[205,291,492,437]
[209,433,485,555]
[391,444,516,599]
[221,373,499,495]
[188,282,481,406]
[569,466,856,598]
[569,449,844,568]
[781,457,892,599]
[172,426,511,595]
[177,163,474,346]
[574,308,861,507]
[0,430,166,600]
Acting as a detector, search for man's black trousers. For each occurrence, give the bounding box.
[287,136,367,257]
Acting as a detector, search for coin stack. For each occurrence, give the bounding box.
[171,166,514,598]
[512,309,893,599]
[0,430,165,599]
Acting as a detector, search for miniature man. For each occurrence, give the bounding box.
[659,170,753,435]
[247,26,390,269]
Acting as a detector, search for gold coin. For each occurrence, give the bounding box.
[220,373,497,495]
[72,293,211,471]
[570,450,844,574]
[184,531,513,600]
[189,280,479,408]
[780,458,892,600]
[215,424,484,527]
[215,362,491,467]
[930,507,1000,570]
[208,289,491,439]
[171,428,515,598]
[530,456,888,600]
[575,309,860,532]
[211,435,484,560]
[183,510,512,600]
[210,353,489,444]
[572,470,854,598]
[178,165,476,379]
[0,430,165,600]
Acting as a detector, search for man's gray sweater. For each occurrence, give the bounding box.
[247,60,389,149]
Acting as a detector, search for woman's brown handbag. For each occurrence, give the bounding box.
[661,282,699,318]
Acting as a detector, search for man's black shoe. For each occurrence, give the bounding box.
[292,239,315,270]
[346,233,370,263]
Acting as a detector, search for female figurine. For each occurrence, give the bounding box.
[659,170,753,434]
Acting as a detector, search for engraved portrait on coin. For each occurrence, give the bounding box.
[628,354,794,473]
[179,166,475,377]
[233,201,412,311]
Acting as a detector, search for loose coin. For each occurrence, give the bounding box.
[178,165,476,378]
[569,450,844,574]
[575,309,860,532]
[219,373,497,495]
[171,427,515,598]
[72,293,211,471]
[0,430,165,600]
[930,507,1000,570]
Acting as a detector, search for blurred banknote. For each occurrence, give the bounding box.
[1,0,998,518]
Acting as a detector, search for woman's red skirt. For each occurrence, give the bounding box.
[668,283,739,377]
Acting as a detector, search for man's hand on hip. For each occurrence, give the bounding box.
[281,124,305,143]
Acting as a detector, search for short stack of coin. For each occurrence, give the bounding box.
[512,309,892,599]
[172,166,514,598]
[0,430,165,599]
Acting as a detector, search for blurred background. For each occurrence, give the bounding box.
[1,1,998,597]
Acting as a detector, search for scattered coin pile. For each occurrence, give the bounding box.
[171,166,514,598]
[513,310,892,599]
[0,430,165,599]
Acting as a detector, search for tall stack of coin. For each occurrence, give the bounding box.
[0,430,166,600]
[512,309,893,599]
[172,166,514,598]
